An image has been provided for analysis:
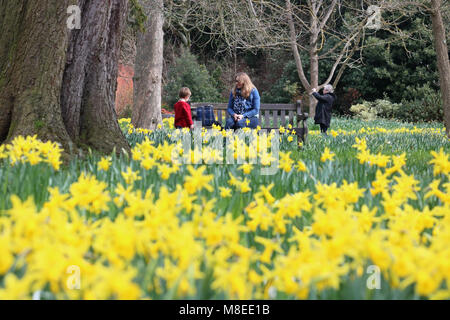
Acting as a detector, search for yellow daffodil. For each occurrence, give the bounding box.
[320,147,335,162]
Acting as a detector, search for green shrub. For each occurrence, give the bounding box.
[262,60,301,103]
[372,99,402,118]
[163,49,221,107]
[349,87,442,124]
[349,102,378,120]
[210,65,227,95]
[396,85,443,123]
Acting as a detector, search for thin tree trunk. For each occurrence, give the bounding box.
[309,52,319,118]
[132,0,164,130]
[286,1,310,90]
[286,0,312,116]
[61,0,130,153]
[431,0,450,138]
[309,2,320,118]
[0,0,73,151]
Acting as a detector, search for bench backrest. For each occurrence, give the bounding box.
[190,100,305,130]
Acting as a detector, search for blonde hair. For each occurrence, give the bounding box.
[233,72,256,99]
[179,87,191,99]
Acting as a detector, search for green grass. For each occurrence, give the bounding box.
[0,117,448,300]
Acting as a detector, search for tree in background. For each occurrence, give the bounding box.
[0,0,130,155]
[333,13,443,119]
[130,0,211,128]
[285,0,369,116]
[132,0,164,130]
[389,0,450,135]
[430,0,450,138]
[188,0,388,117]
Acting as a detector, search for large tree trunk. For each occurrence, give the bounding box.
[62,0,130,153]
[430,0,450,138]
[132,0,164,130]
[0,0,130,155]
[0,0,73,150]
[0,0,24,142]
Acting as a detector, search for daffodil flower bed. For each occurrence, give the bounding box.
[0,117,449,300]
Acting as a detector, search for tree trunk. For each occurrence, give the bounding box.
[0,0,25,142]
[0,0,73,151]
[309,5,320,119]
[309,51,319,118]
[286,0,311,116]
[61,0,130,153]
[430,0,450,138]
[132,0,164,130]
[0,0,130,156]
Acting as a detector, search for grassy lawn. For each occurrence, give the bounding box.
[0,117,449,300]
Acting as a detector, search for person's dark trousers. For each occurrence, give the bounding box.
[225,117,259,129]
[225,118,236,129]
[320,124,329,134]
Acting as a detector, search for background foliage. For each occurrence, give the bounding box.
[163,50,222,108]
[159,12,445,123]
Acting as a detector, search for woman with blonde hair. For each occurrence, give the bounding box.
[225,72,260,129]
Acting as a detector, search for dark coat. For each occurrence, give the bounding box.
[313,92,336,127]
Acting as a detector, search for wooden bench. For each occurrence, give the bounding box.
[163,100,309,143]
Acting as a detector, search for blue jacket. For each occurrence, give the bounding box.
[227,88,260,118]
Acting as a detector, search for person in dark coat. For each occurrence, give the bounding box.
[311,84,336,135]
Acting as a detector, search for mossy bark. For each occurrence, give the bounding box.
[0,0,23,142]
[0,0,130,156]
[0,0,73,153]
[61,0,130,154]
